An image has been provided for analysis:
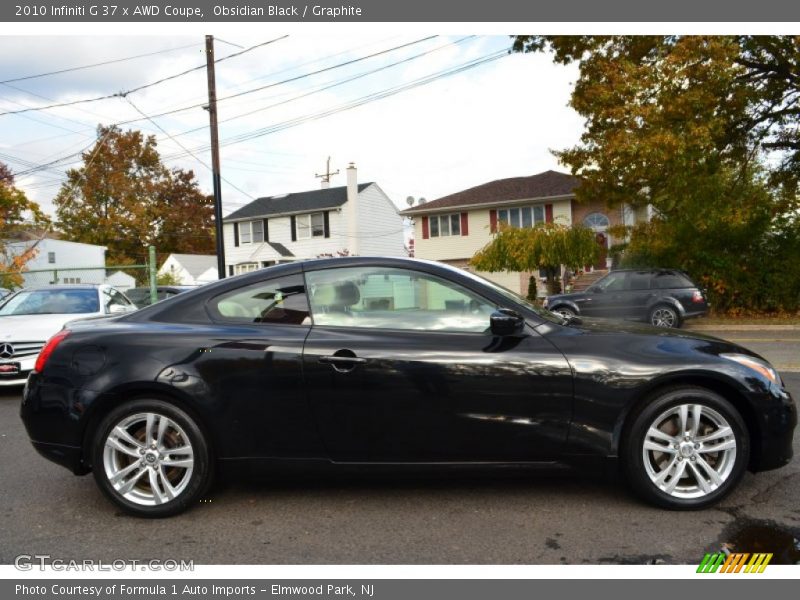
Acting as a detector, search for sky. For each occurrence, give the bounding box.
[0,35,583,218]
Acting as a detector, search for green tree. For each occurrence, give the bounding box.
[512,35,800,312]
[0,162,50,287]
[471,223,598,295]
[54,125,215,266]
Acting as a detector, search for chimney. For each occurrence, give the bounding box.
[346,162,358,255]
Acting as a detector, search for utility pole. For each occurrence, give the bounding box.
[315,156,339,188]
[205,35,226,279]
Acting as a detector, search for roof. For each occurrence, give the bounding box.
[400,170,580,215]
[267,242,294,257]
[164,254,218,279]
[224,183,373,221]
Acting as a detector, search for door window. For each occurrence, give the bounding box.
[305,267,496,333]
[626,272,652,290]
[209,274,311,325]
[596,271,627,292]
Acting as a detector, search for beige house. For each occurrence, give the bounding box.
[401,170,648,295]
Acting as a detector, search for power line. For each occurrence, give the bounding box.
[0,36,288,117]
[0,42,202,85]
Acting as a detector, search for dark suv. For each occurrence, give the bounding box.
[544,269,708,328]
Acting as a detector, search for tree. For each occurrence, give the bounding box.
[471,223,598,295]
[511,35,800,311]
[0,162,50,287]
[54,125,216,266]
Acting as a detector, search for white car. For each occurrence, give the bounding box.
[0,284,137,386]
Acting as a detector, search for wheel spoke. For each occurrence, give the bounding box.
[157,466,177,500]
[167,444,194,458]
[647,426,677,444]
[678,405,689,435]
[698,439,736,453]
[109,460,142,484]
[117,467,146,495]
[644,440,676,453]
[687,461,711,494]
[695,455,723,486]
[145,413,156,445]
[106,433,141,458]
[689,404,703,437]
[663,459,687,493]
[156,415,169,447]
[653,455,679,486]
[161,457,193,468]
[149,468,167,504]
[697,426,732,443]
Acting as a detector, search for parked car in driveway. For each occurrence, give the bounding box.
[544,269,709,328]
[124,285,196,309]
[0,285,137,385]
[21,257,794,516]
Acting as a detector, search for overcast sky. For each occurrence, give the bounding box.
[0,35,583,217]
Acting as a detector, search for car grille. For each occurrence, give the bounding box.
[0,341,46,360]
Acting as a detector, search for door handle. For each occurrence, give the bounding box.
[319,356,366,365]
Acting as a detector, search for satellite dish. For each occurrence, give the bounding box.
[417,197,427,205]
[406,196,414,207]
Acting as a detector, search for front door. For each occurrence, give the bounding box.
[301,265,573,462]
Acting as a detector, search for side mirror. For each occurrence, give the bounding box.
[490,308,525,337]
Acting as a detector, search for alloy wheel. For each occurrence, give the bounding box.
[102,412,195,506]
[651,307,677,327]
[642,403,737,499]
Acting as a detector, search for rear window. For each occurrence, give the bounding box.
[652,272,694,289]
[0,289,99,315]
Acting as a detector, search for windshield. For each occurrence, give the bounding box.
[0,289,100,316]
[456,269,566,325]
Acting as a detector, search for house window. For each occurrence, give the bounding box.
[297,212,325,239]
[63,277,81,284]
[498,206,545,229]
[48,252,56,264]
[239,220,265,244]
[429,214,461,237]
[234,263,259,275]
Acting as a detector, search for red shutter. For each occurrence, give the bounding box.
[545,204,554,223]
[421,216,429,239]
[489,209,498,233]
[460,212,469,236]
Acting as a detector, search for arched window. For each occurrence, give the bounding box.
[583,212,610,231]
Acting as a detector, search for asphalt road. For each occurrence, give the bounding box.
[1,330,798,565]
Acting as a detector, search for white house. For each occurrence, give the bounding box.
[158,254,218,285]
[105,270,136,292]
[222,163,405,276]
[3,238,107,287]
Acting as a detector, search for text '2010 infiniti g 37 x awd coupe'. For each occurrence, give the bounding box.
[21,257,795,517]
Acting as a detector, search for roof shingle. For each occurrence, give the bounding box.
[225,183,372,221]
[401,170,579,214]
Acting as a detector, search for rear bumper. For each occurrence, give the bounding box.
[30,440,87,475]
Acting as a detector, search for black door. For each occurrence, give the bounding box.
[579,271,628,318]
[302,265,573,462]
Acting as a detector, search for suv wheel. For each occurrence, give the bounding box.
[650,305,680,328]
[552,306,577,319]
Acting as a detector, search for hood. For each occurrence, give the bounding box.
[0,313,96,342]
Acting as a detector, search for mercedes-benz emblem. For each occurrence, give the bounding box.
[0,343,14,359]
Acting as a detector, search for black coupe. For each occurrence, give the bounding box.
[21,257,795,517]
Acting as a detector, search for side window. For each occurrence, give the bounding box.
[627,272,651,291]
[305,266,496,333]
[597,272,627,292]
[209,274,311,325]
[653,271,693,289]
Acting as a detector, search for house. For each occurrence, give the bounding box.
[158,254,218,285]
[400,170,649,295]
[2,237,107,287]
[222,163,405,276]
[105,270,136,292]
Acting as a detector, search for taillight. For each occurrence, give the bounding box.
[34,330,71,373]
[691,290,705,304]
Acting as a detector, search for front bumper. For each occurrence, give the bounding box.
[749,385,796,472]
[0,356,34,386]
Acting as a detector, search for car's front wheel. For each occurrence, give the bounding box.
[552,306,577,319]
[622,387,749,509]
[649,304,680,328]
[91,399,212,517]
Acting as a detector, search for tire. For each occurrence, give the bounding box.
[621,387,749,510]
[91,398,213,517]
[552,306,577,319]
[649,304,680,328]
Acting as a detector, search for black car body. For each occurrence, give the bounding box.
[544,269,709,328]
[21,257,794,516]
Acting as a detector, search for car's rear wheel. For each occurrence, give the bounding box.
[649,305,680,328]
[552,306,577,319]
[622,387,749,509]
[91,399,212,517]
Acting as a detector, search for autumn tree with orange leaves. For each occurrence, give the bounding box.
[0,162,50,288]
[54,125,216,267]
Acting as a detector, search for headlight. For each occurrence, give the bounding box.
[721,353,781,385]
